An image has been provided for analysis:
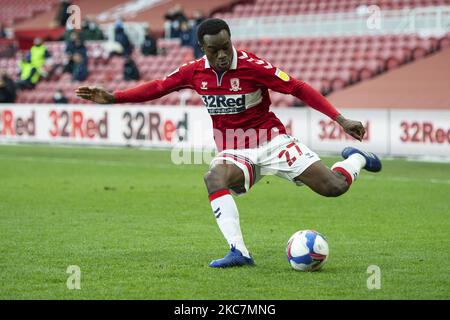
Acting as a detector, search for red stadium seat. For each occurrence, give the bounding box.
[412,47,427,59]
[11,28,450,106]
[438,37,450,49]
[330,77,347,91]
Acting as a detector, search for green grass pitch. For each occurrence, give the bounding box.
[0,144,449,299]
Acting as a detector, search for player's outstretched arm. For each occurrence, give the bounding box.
[295,84,366,141]
[75,61,192,104]
[75,86,115,104]
[250,58,366,141]
[285,79,367,141]
[288,80,365,141]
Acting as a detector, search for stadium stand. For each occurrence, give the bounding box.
[13,0,241,36]
[14,38,195,104]
[2,0,449,107]
[0,0,59,27]
[10,32,446,106]
[214,0,450,18]
[328,47,450,109]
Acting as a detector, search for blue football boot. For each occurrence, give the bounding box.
[209,246,255,268]
[342,147,382,172]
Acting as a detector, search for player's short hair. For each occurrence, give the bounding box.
[196,18,231,45]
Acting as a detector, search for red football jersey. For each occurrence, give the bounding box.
[114,47,340,150]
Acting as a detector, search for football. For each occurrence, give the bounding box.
[286,230,329,271]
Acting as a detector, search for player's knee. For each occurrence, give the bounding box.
[203,166,228,192]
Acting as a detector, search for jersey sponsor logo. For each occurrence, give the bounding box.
[201,89,262,115]
[202,95,246,114]
[201,81,208,90]
[275,68,290,81]
[229,78,241,92]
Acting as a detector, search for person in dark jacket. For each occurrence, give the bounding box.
[164,4,188,38]
[64,36,87,74]
[179,21,194,48]
[72,53,88,82]
[141,28,157,56]
[0,23,7,38]
[123,56,140,81]
[65,35,87,60]
[114,26,133,56]
[81,18,105,41]
[0,72,16,103]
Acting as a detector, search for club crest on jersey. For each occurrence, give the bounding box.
[229,78,241,92]
[201,81,208,90]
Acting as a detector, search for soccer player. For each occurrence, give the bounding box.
[76,18,382,268]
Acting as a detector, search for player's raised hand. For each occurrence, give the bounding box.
[336,115,366,141]
[75,86,115,104]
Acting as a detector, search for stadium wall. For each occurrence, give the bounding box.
[0,104,449,158]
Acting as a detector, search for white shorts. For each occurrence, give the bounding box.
[209,134,321,195]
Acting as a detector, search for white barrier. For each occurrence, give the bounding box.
[228,6,450,39]
[0,104,449,158]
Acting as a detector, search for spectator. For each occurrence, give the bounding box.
[55,0,72,27]
[141,28,157,56]
[164,4,188,39]
[63,34,87,74]
[179,21,202,58]
[115,17,124,30]
[71,53,88,82]
[0,72,16,103]
[81,18,105,41]
[62,25,73,42]
[66,35,87,60]
[30,38,51,74]
[189,10,205,58]
[123,56,140,81]
[46,34,86,81]
[179,21,194,48]
[190,10,205,29]
[53,89,69,104]
[114,26,133,56]
[0,24,7,39]
[193,43,203,59]
[65,31,79,53]
[65,31,78,50]
[16,53,40,90]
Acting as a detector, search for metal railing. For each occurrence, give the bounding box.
[227,6,450,39]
